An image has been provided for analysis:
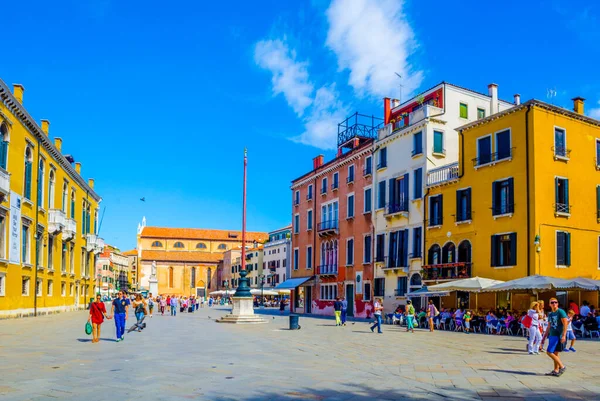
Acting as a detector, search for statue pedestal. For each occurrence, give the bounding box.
[148,277,158,296]
[217,297,268,324]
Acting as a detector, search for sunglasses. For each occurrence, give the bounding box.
[550,301,558,304]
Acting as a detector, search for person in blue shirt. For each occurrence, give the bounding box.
[341,297,348,326]
[111,291,129,342]
[170,296,178,316]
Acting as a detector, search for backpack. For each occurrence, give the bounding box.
[522,315,533,328]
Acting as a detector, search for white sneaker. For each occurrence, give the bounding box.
[534,352,539,355]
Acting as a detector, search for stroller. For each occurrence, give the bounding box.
[127,315,147,333]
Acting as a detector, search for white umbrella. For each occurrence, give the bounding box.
[250,289,279,296]
[568,277,600,291]
[427,277,504,293]
[484,275,589,292]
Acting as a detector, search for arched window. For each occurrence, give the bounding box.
[218,244,227,250]
[207,268,211,289]
[428,244,441,265]
[24,147,33,199]
[173,241,185,249]
[457,240,472,263]
[168,266,174,287]
[37,160,44,207]
[191,267,196,287]
[81,200,87,234]
[0,123,8,169]
[410,273,422,287]
[196,243,207,249]
[62,183,67,213]
[70,190,76,219]
[151,241,163,247]
[442,242,456,264]
[48,170,55,209]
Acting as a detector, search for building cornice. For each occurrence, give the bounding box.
[0,79,101,202]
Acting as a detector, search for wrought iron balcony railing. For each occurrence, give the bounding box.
[472,148,514,166]
[492,203,515,216]
[554,203,570,215]
[317,220,339,232]
[317,264,338,275]
[385,201,409,216]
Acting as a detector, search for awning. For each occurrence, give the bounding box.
[406,286,449,298]
[275,277,313,290]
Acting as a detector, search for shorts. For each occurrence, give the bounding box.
[464,321,470,329]
[547,336,564,353]
[566,331,576,341]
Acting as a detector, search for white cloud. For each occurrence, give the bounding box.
[254,39,314,116]
[325,0,423,99]
[589,100,600,120]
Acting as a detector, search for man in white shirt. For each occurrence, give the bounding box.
[580,301,591,317]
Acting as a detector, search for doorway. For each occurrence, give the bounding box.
[305,287,312,313]
[346,284,354,316]
[75,284,80,307]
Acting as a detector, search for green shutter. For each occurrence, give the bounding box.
[456,190,461,221]
[490,235,497,267]
[460,103,468,119]
[508,178,514,213]
[597,186,600,219]
[466,188,472,220]
[509,233,517,266]
[0,141,7,169]
[24,161,32,199]
[564,179,569,211]
[491,181,497,215]
[566,232,571,266]
[434,131,443,153]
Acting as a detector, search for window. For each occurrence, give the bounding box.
[24,147,33,200]
[433,131,444,155]
[306,246,312,269]
[293,248,299,270]
[377,181,386,209]
[320,283,338,300]
[597,186,600,220]
[307,210,313,230]
[388,175,409,213]
[388,229,408,268]
[61,281,66,297]
[396,277,408,296]
[47,236,54,270]
[554,127,567,158]
[364,156,372,176]
[69,244,74,274]
[48,170,55,209]
[307,184,313,200]
[363,282,371,301]
[37,160,44,207]
[477,108,486,120]
[346,238,354,265]
[321,177,328,194]
[191,267,196,286]
[597,140,600,168]
[36,278,42,296]
[294,190,300,206]
[364,188,372,213]
[364,235,372,263]
[373,277,385,297]
[429,195,443,226]
[173,241,185,249]
[0,123,8,170]
[377,147,387,169]
[69,283,73,296]
[196,243,207,249]
[332,172,339,190]
[347,165,355,184]
[492,178,514,215]
[459,103,468,119]
[47,279,53,296]
[491,233,517,267]
[413,168,422,199]
[22,277,30,296]
[70,190,75,219]
[347,194,355,218]
[456,188,472,221]
[168,267,174,287]
[320,201,338,230]
[412,227,422,258]
[151,241,163,247]
[555,177,569,214]
[22,224,30,264]
[376,234,385,262]
[294,214,299,234]
[218,244,227,250]
[0,215,5,260]
[412,131,423,156]
[62,183,68,213]
[0,273,5,296]
[556,231,571,266]
[477,135,492,166]
[496,129,511,160]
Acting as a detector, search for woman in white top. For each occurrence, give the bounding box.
[538,300,548,352]
[527,301,542,354]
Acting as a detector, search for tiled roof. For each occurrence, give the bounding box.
[140,226,268,242]
[122,249,137,256]
[141,250,223,264]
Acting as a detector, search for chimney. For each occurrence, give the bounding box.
[572,97,585,115]
[514,94,521,106]
[75,162,81,174]
[54,137,62,152]
[488,83,498,114]
[41,119,50,135]
[88,179,95,189]
[13,84,24,104]
[312,155,324,170]
[383,97,391,125]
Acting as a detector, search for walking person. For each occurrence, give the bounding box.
[147,293,154,318]
[544,298,568,376]
[89,294,110,343]
[538,300,548,352]
[333,297,343,326]
[527,301,542,354]
[159,296,166,315]
[406,300,415,333]
[427,299,438,332]
[341,297,348,326]
[129,294,147,333]
[170,296,178,316]
[111,291,129,342]
[279,298,286,315]
[166,295,171,313]
[564,309,577,352]
[370,298,383,333]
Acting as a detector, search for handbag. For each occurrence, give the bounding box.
[85,321,93,335]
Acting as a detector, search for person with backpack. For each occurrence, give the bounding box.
[526,301,542,354]
[406,300,415,333]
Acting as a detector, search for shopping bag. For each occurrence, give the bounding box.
[85,321,93,335]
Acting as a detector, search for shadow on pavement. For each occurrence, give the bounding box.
[478,368,538,376]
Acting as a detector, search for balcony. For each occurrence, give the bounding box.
[552,146,571,161]
[472,148,514,168]
[422,262,472,282]
[331,182,339,191]
[378,104,444,140]
[317,220,339,237]
[385,201,409,217]
[0,169,9,197]
[86,234,99,252]
[554,203,570,217]
[306,193,313,201]
[427,162,459,187]
[381,256,408,272]
[63,218,76,241]
[363,166,372,177]
[337,112,384,148]
[48,209,66,234]
[95,237,105,254]
[346,176,354,184]
[317,264,338,276]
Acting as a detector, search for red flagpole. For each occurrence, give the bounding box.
[241,148,247,271]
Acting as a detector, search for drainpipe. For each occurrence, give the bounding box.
[525,105,532,276]
[33,136,41,317]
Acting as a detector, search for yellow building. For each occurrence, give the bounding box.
[425,98,600,309]
[136,219,267,297]
[0,80,103,318]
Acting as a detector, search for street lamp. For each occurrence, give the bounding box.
[260,274,266,307]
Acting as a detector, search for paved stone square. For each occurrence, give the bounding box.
[1,307,599,401]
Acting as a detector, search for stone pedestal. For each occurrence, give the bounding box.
[148,277,158,296]
[217,297,268,324]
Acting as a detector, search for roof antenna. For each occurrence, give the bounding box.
[546,88,557,105]
[394,72,404,104]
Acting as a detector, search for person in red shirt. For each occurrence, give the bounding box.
[568,300,579,316]
[88,294,110,343]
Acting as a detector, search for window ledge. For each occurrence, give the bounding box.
[474,157,512,170]
[363,173,372,178]
[455,219,472,226]
[39,207,46,214]
[332,187,339,192]
[0,258,8,265]
[346,216,355,220]
[377,166,387,172]
[411,198,422,203]
[22,263,33,269]
[493,265,515,269]
[362,261,371,265]
[23,198,33,207]
[363,210,372,215]
[47,268,55,273]
[493,213,513,220]
[411,152,423,159]
[554,155,569,162]
[432,152,446,158]
[555,265,570,269]
[345,264,354,267]
[409,255,421,260]
[427,225,442,230]
[347,180,354,185]
[321,192,327,196]
[307,228,312,232]
[555,212,571,218]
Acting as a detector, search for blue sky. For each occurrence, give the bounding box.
[1,0,599,250]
